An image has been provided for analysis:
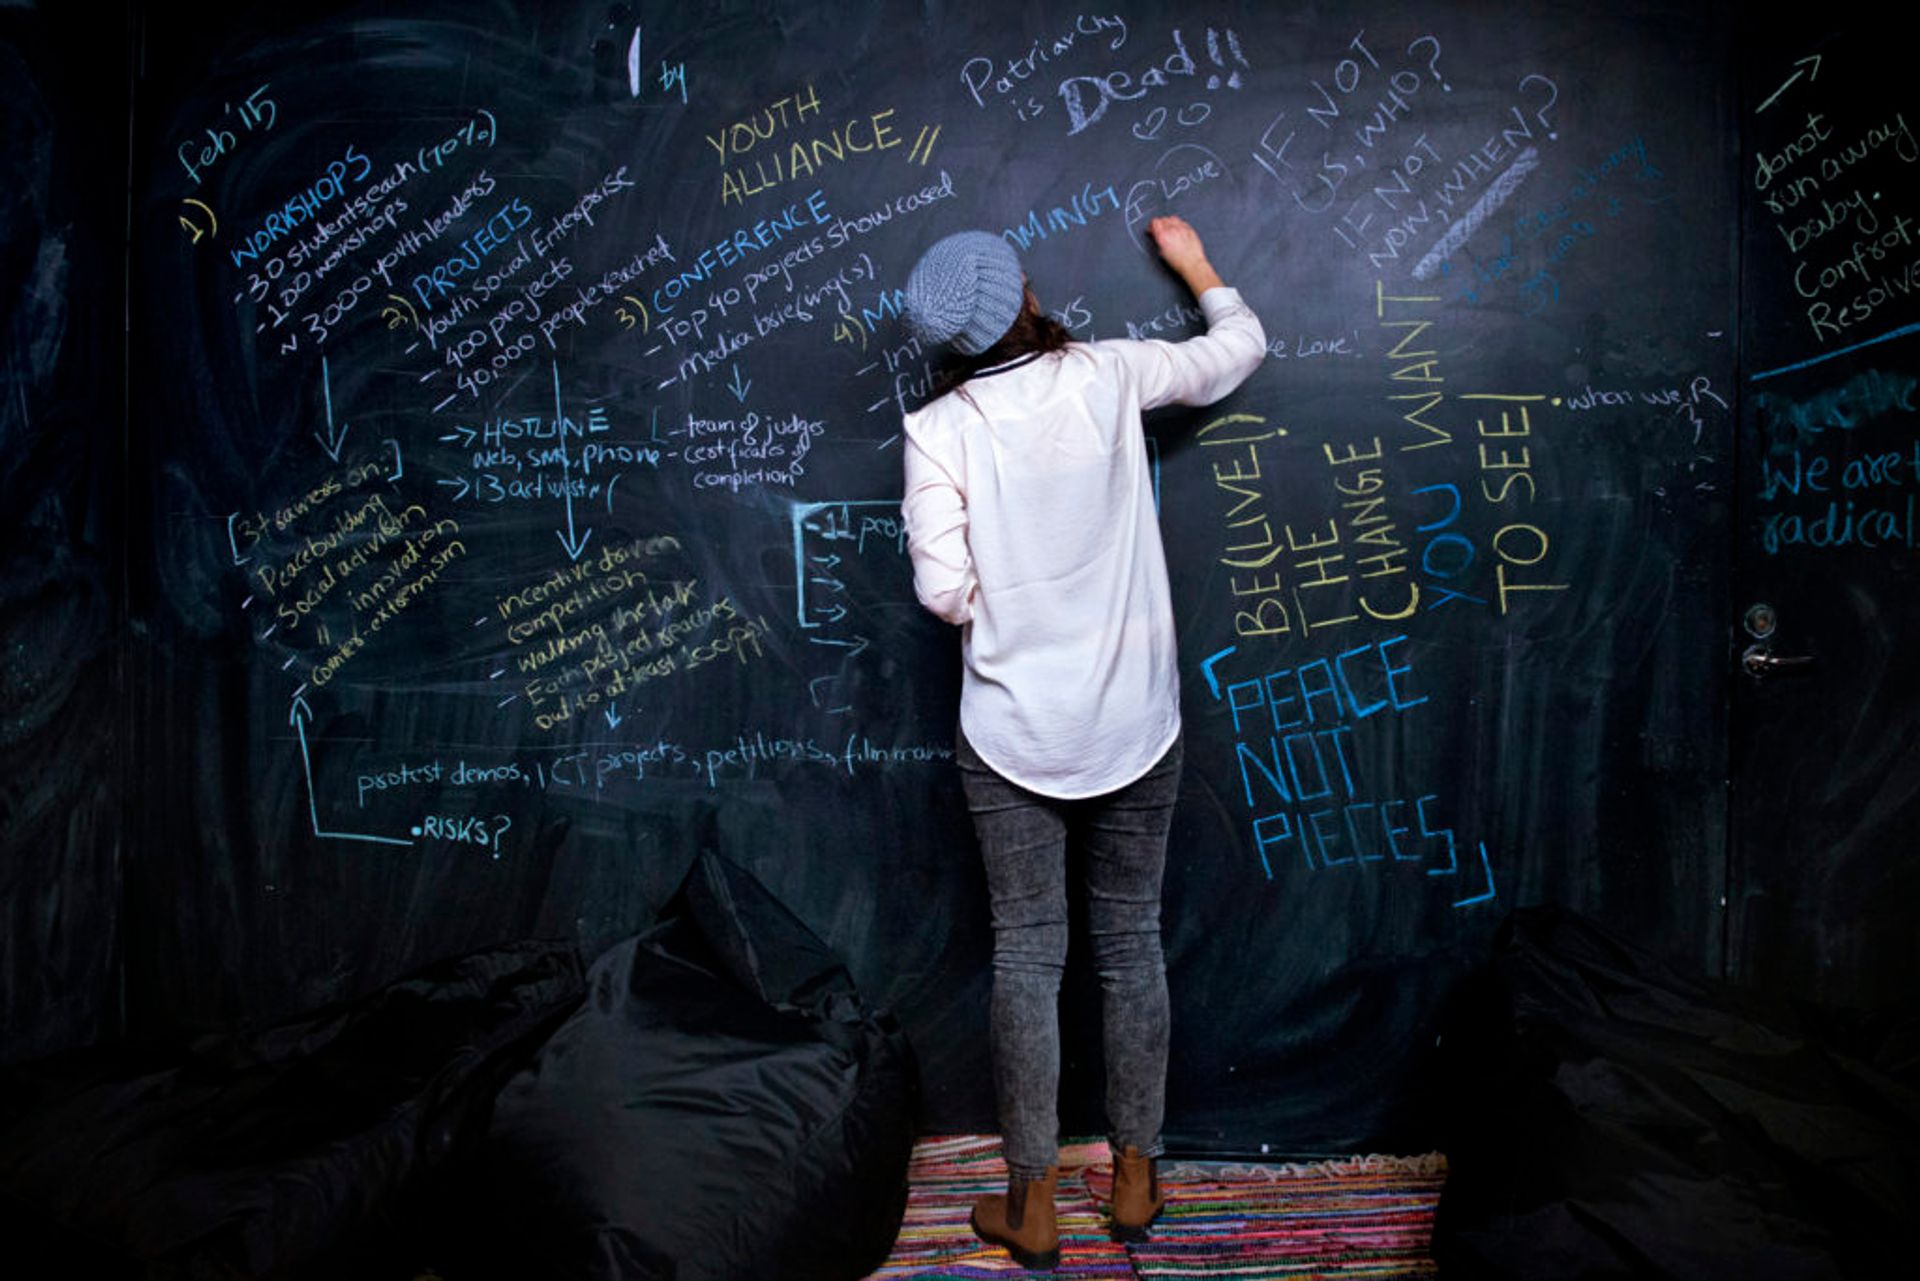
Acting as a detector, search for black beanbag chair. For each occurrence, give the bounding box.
[1433,907,1920,1280]
[468,851,918,1281]
[0,938,585,1277]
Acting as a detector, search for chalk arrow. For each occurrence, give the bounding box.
[438,425,477,447]
[1756,54,1821,113]
[552,361,593,562]
[727,362,751,403]
[288,695,413,846]
[809,554,842,569]
[314,355,350,461]
[436,477,471,501]
[806,633,870,658]
[809,574,847,594]
[813,603,848,624]
[604,702,623,729]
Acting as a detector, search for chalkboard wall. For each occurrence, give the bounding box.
[19,0,1914,1156]
[1,1,131,1063]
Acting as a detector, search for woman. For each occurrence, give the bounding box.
[900,216,1266,1268]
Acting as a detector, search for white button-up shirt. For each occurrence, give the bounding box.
[901,287,1266,797]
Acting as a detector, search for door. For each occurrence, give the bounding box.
[1731,21,1920,1005]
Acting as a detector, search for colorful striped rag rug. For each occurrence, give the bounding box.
[866,1136,1444,1279]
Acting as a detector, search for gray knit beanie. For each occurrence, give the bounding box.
[903,231,1026,355]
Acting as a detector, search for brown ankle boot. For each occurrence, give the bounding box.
[1110,1144,1164,1241]
[970,1166,1060,1270]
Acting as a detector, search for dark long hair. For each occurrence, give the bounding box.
[929,290,1074,403]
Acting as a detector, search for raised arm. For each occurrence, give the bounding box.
[1124,216,1266,410]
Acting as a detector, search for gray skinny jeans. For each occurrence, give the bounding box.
[956,729,1182,1180]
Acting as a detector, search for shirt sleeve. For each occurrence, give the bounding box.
[1115,286,1268,412]
[901,416,977,625]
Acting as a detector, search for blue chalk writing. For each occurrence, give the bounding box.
[1001,180,1122,251]
[230,145,374,269]
[651,191,833,313]
[1754,368,1916,446]
[789,499,909,627]
[1204,636,1492,907]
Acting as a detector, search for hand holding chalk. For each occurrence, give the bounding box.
[1149,216,1225,297]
